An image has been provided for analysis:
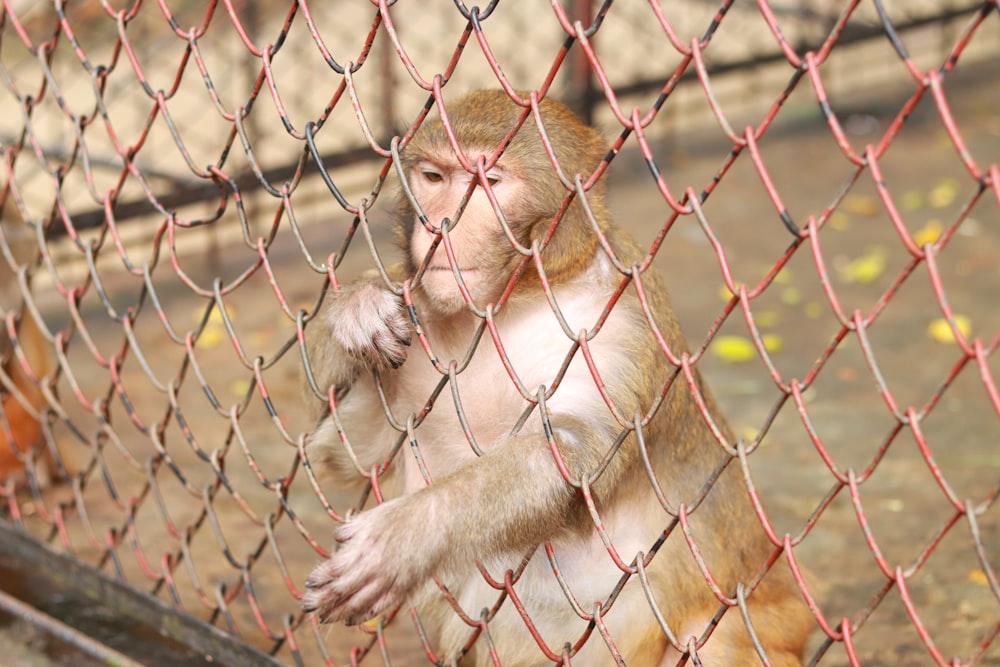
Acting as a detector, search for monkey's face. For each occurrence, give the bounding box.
[405,152,521,315]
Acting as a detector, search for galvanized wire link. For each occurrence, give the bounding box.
[0,1,997,665]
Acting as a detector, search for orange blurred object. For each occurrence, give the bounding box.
[0,312,52,482]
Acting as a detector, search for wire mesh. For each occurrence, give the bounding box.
[0,1,998,665]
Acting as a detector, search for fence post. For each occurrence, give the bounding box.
[564,0,596,124]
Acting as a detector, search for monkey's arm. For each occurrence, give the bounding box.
[301,413,619,626]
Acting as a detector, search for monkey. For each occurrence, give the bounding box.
[300,90,811,666]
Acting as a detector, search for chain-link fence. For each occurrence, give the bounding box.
[1,1,998,665]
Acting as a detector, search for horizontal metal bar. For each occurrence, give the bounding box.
[0,588,144,667]
[0,522,284,667]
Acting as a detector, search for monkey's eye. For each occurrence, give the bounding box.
[484,170,501,187]
[420,168,444,183]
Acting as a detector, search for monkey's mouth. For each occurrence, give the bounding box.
[425,266,477,274]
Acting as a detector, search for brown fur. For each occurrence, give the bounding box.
[302,90,811,665]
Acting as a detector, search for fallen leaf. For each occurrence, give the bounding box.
[881,499,904,513]
[230,379,251,398]
[754,309,780,328]
[829,212,851,231]
[968,570,990,587]
[194,305,235,350]
[844,194,879,217]
[837,248,887,284]
[781,287,802,306]
[199,327,225,349]
[714,336,756,363]
[199,304,236,325]
[899,190,924,211]
[762,334,783,353]
[928,315,972,344]
[913,220,943,247]
[804,302,824,319]
[928,177,959,209]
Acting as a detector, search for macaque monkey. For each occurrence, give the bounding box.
[301,90,811,665]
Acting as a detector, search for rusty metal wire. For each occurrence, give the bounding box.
[0,1,998,665]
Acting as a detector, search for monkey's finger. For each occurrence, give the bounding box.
[301,583,341,620]
[336,575,399,626]
[302,567,376,623]
[386,311,412,345]
[368,331,408,369]
[332,524,359,544]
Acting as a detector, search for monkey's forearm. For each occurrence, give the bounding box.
[422,430,584,564]
[302,417,610,625]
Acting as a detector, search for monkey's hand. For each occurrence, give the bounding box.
[327,282,411,370]
[302,496,433,625]
[306,282,411,404]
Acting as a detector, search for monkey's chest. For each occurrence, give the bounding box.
[385,291,626,492]
[388,349,540,489]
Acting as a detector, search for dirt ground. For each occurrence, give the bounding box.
[2,64,999,667]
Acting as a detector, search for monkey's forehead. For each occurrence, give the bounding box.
[400,142,522,169]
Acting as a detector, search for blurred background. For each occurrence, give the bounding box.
[0,1,998,665]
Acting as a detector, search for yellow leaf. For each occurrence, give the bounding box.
[774,268,792,285]
[781,287,802,306]
[199,326,225,349]
[197,304,236,325]
[844,195,879,217]
[899,190,924,211]
[230,379,251,398]
[881,498,904,512]
[837,248,887,284]
[829,212,850,231]
[804,302,824,319]
[968,570,989,587]
[740,426,760,443]
[754,309,780,328]
[714,336,756,363]
[718,284,735,302]
[928,315,971,344]
[913,220,943,247]
[929,178,959,209]
[762,334,783,353]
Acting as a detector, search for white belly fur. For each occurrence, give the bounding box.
[338,256,660,662]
